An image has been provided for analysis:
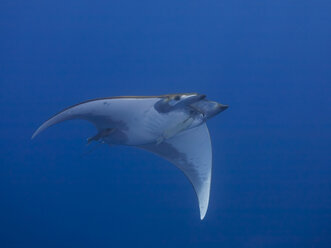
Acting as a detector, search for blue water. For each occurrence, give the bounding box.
[1,1,330,247]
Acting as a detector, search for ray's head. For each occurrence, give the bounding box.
[164,93,206,107]
[154,92,228,117]
[190,97,228,120]
[155,93,206,113]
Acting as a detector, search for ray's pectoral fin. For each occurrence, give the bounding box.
[156,117,194,145]
[87,128,115,144]
[139,123,212,220]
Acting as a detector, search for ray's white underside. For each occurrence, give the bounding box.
[32,95,213,219]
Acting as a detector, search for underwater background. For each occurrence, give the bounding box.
[1,0,330,247]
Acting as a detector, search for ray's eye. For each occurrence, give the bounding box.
[174,95,181,101]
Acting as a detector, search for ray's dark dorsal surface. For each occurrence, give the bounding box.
[32,93,228,219]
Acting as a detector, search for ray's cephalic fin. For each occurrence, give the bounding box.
[154,94,206,113]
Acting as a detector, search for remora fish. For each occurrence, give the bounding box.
[32,93,228,219]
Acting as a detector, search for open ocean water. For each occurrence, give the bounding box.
[1,1,330,247]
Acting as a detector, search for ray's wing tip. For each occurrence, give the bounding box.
[31,130,38,140]
[31,125,44,140]
[31,133,37,140]
[199,206,208,220]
